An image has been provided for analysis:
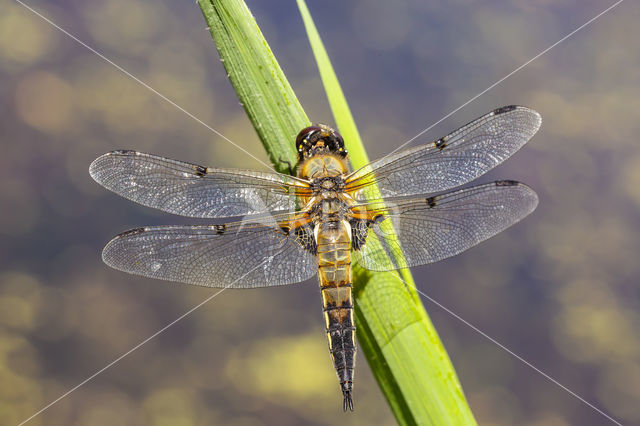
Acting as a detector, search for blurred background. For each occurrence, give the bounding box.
[1,0,639,424]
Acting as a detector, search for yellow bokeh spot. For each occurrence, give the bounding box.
[15,71,74,134]
[0,332,43,403]
[71,61,175,135]
[0,5,58,69]
[525,412,571,426]
[73,391,136,426]
[82,0,165,55]
[554,304,640,363]
[225,333,335,406]
[142,388,197,426]
[0,272,41,331]
[598,362,640,422]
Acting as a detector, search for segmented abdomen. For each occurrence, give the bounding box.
[316,220,356,411]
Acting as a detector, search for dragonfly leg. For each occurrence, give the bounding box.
[278,156,296,175]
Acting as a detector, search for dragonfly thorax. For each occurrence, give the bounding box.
[311,175,346,193]
[321,178,337,189]
[305,195,351,221]
[298,154,349,181]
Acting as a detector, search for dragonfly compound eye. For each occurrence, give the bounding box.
[296,124,347,160]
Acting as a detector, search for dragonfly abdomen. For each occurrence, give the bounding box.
[316,220,356,411]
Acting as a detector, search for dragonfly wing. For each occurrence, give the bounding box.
[90,151,310,218]
[102,213,318,288]
[352,181,538,271]
[345,106,541,199]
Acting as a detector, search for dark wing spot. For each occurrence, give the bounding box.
[215,224,226,235]
[434,138,448,150]
[426,196,437,208]
[117,227,146,237]
[112,149,137,155]
[495,180,520,187]
[493,105,518,115]
[194,165,208,177]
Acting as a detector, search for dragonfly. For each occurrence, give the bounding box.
[89,105,541,412]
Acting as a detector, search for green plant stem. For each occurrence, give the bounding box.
[197,0,308,173]
[198,0,476,424]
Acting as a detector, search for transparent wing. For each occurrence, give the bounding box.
[102,213,318,288]
[353,181,538,271]
[345,106,541,200]
[90,151,311,218]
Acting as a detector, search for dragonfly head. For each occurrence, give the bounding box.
[296,124,347,162]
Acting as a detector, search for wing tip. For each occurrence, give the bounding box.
[494,180,539,214]
[101,227,147,266]
[493,105,542,133]
[88,154,107,182]
[89,150,134,182]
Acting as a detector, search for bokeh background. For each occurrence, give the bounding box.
[1,0,639,424]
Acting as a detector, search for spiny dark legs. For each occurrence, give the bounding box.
[342,382,354,412]
[278,156,296,175]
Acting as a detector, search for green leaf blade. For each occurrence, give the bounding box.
[296,0,370,168]
[198,0,309,172]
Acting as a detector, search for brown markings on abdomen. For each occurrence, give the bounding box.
[316,220,356,411]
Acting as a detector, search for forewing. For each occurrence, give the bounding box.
[353,181,538,271]
[102,214,318,288]
[90,151,310,218]
[345,106,541,200]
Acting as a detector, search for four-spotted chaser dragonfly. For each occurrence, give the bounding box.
[90,105,541,411]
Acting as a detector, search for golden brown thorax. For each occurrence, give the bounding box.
[299,153,349,179]
[297,154,350,207]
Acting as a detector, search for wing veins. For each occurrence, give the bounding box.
[344,106,541,199]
